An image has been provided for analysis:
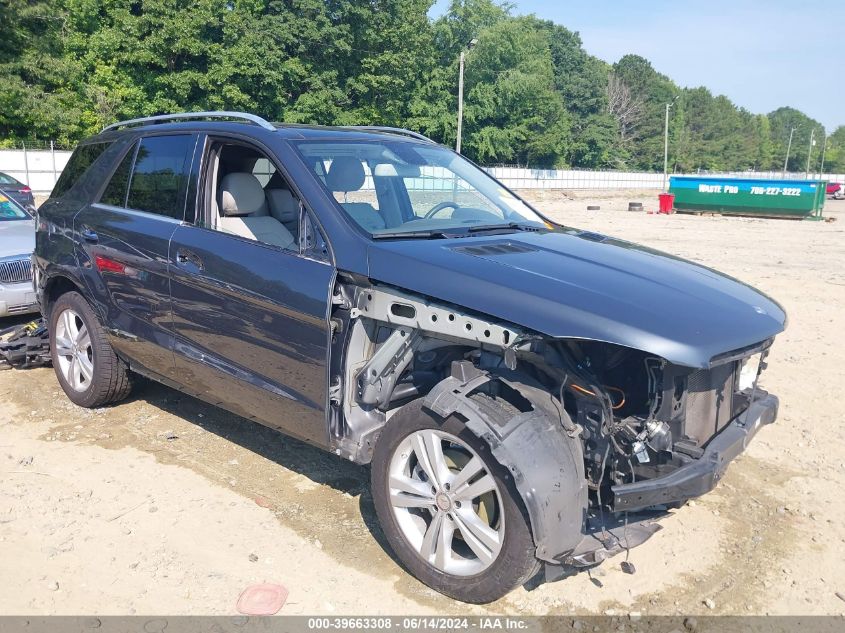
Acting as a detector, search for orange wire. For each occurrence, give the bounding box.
[570,383,626,410]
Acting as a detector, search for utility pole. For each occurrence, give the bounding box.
[662,96,678,192]
[456,51,465,154]
[782,126,797,177]
[805,128,816,178]
[455,38,478,155]
[818,132,828,179]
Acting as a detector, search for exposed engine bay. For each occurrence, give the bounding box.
[328,276,774,564]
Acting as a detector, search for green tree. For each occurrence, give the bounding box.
[538,21,619,167]
[823,126,845,174]
[0,0,839,175]
[0,0,88,144]
[767,107,825,174]
[460,16,570,166]
[611,55,678,170]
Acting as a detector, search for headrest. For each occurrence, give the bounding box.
[219,172,266,216]
[373,163,421,178]
[266,189,299,223]
[326,157,365,192]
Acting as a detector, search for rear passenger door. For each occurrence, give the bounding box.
[168,137,335,446]
[75,133,199,379]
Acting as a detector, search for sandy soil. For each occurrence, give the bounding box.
[2,193,844,616]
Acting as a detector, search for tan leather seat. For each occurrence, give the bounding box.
[325,157,386,231]
[217,173,295,250]
[266,188,300,236]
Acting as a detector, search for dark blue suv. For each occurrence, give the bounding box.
[34,112,785,603]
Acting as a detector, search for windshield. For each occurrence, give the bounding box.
[0,192,29,221]
[293,140,549,237]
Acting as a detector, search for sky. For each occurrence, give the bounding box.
[430,0,844,133]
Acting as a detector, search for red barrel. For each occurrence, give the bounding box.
[658,192,675,214]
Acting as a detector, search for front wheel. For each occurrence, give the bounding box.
[371,399,539,603]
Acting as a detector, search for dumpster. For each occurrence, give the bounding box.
[669,176,826,220]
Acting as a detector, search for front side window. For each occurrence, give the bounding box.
[293,140,548,237]
[51,142,112,199]
[127,135,195,219]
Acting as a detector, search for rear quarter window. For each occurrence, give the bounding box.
[99,143,138,207]
[51,142,112,199]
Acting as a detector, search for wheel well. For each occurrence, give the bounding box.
[42,276,82,320]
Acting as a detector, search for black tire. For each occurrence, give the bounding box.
[49,291,133,407]
[371,398,540,604]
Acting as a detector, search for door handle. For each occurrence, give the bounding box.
[81,227,99,243]
[175,249,203,271]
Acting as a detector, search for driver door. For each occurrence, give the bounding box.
[168,136,335,446]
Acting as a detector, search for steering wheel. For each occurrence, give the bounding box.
[424,201,460,219]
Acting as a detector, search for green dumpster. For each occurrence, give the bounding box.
[669,176,826,220]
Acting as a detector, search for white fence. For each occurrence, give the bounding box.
[485,166,845,191]
[1,147,843,195]
[0,147,72,193]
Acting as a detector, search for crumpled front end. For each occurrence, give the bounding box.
[545,338,778,570]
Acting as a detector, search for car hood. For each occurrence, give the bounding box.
[0,219,35,259]
[366,229,786,368]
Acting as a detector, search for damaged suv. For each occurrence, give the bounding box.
[34,112,784,603]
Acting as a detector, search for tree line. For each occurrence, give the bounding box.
[1,0,842,173]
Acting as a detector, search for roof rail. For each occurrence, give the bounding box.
[344,126,436,144]
[102,111,276,133]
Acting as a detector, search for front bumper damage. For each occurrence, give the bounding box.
[423,361,778,575]
[612,391,778,513]
[557,390,778,572]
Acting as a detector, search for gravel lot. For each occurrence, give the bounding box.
[2,193,844,616]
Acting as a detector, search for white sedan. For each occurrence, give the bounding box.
[0,192,37,317]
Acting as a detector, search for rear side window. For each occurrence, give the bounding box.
[126,135,195,219]
[51,142,112,199]
[99,143,137,207]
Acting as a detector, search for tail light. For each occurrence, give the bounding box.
[21,186,32,194]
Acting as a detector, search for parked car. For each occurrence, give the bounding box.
[0,191,38,317]
[33,112,785,603]
[827,182,844,199]
[0,172,35,208]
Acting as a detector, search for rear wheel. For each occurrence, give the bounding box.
[371,399,539,603]
[49,291,133,407]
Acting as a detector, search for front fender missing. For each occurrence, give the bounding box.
[423,370,588,563]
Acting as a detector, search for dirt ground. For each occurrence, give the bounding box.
[2,192,844,616]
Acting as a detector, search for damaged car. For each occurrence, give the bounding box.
[33,112,785,603]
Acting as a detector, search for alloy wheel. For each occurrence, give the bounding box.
[387,429,504,576]
[54,308,94,392]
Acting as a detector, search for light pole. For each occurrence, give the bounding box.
[782,126,797,177]
[662,95,679,192]
[819,132,828,178]
[456,38,478,154]
[805,128,816,178]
